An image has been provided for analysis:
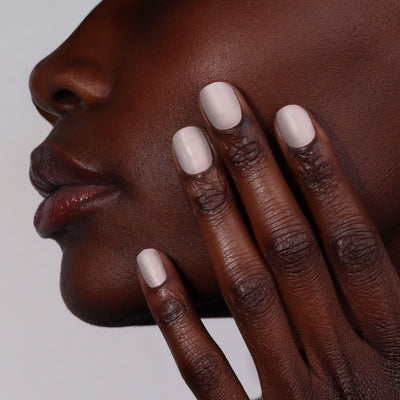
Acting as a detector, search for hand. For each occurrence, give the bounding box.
[136,82,400,399]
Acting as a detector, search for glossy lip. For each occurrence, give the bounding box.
[30,141,118,237]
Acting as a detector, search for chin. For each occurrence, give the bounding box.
[58,245,151,327]
[60,267,231,328]
[58,236,230,327]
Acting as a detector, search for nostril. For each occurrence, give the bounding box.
[30,53,112,122]
[53,88,81,109]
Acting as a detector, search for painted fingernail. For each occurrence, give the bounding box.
[137,248,167,288]
[172,126,213,174]
[199,81,242,130]
[276,105,316,148]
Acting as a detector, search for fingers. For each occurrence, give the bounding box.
[273,105,400,354]
[197,82,352,361]
[136,249,249,400]
[171,127,309,397]
[136,84,400,399]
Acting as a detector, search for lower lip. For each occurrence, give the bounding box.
[34,185,116,237]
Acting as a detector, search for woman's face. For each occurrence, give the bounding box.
[29,0,400,326]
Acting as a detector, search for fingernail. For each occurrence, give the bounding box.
[199,81,242,130]
[137,249,167,288]
[276,105,316,148]
[172,126,213,175]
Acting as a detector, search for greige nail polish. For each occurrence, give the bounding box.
[172,126,213,174]
[276,105,316,148]
[137,248,167,288]
[199,81,242,130]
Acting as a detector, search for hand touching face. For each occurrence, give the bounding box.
[137,83,400,399]
[29,0,400,326]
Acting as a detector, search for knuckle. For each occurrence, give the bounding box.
[296,145,338,195]
[225,136,266,172]
[266,226,319,275]
[188,172,230,218]
[328,220,383,275]
[153,291,189,327]
[181,349,224,395]
[227,273,277,320]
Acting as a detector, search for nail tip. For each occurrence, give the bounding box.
[200,80,232,93]
[276,104,305,119]
[137,248,159,263]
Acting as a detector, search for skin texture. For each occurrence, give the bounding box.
[29,0,400,332]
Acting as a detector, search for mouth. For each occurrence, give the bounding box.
[33,184,117,237]
[30,141,118,237]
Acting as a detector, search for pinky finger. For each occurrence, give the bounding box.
[136,249,249,400]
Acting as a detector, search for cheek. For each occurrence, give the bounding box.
[55,68,223,326]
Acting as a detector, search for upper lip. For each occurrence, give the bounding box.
[30,141,113,197]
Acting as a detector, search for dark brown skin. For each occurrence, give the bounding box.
[140,98,400,398]
[29,0,400,398]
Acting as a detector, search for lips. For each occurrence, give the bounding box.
[30,142,117,237]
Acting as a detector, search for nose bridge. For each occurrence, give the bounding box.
[29,1,127,119]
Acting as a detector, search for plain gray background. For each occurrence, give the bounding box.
[0,1,261,399]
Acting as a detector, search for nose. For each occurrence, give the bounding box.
[29,47,112,124]
[28,0,119,125]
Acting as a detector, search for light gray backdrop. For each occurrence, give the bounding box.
[0,1,260,399]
